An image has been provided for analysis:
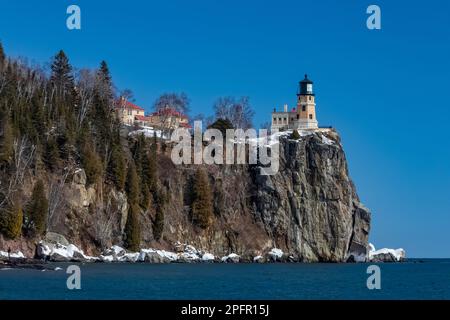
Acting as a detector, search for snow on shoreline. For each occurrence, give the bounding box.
[368,243,406,262]
[0,250,25,259]
[1,240,285,264]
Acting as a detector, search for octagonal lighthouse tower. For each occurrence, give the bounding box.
[296,74,318,129]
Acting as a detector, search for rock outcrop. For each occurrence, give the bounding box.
[1,129,372,262]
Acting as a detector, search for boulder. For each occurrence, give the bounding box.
[45,232,70,246]
[73,169,87,185]
[221,253,240,263]
[143,252,170,263]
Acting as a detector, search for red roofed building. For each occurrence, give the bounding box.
[115,96,145,125]
[146,105,190,130]
[116,97,191,130]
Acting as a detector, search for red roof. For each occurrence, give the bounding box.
[179,122,192,128]
[135,115,152,121]
[150,107,188,119]
[115,98,145,111]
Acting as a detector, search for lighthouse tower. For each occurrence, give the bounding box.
[296,74,318,129]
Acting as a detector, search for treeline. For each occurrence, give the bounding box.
[0,43,215,251]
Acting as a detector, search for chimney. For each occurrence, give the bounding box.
[284,104,288,112]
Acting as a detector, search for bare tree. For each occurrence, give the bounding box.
[47,165,73,230]
[75,68,95,129]
[213,96,254,129]
[153,92,190,114]
[119,88,135,102]
[0,137,35,209]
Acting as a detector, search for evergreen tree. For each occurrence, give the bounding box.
[50,50,74,97]
[142,143,157,194]
[0,111,13,166]
[81,145,103,185]
[124,204,141,252]
[191,169,213,229]
[0,42,5,71]
[25,180,48,236]
[44,137,60,171]
[290,129,301,140]
[0,200,23,240]
[207,118,234,136]
[125,161,140,204]
[108,144,126,190]
[153,208,164,241]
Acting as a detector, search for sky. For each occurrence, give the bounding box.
[1,0,449,257]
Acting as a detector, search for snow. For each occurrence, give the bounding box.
[0,250,25,259]
[111,245,126,255]
[201,253,215,261]
[129,127,168,139]
[54,267,63,271]
[321,135,334,145]
[38,241,98,261]
[99,255,114,262]
[253,255,263,262]
[268,248,284,258]
[221,253,240,262]
[369,243,406,262]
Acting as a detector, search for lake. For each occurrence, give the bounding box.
[1,259,449,299]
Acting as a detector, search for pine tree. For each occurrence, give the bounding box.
[153,208,164,241]
[0,111,14,166]
[124,204,141,252]
[291,129,301,140]
[0,200,23,240]
[208,118,234,136]
[191,169,213,229]
[81,145,103,185]
[0,42,5,71]
[50,50,74,97]
[91,60,118,162]
[108,144,126,190]
[25,180,48,236]
[142,144,157,194]
[44,137,60,171]
[125,161,140,205]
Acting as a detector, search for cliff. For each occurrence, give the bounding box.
[0,129,370,262]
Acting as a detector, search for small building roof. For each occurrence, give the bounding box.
[150,107,188,119]
[135,115,152,121]
[116,97,145,111]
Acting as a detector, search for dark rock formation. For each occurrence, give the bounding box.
[1,129,371,263]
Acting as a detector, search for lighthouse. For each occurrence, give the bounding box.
[270,75,320,131]
[296,74,318,129]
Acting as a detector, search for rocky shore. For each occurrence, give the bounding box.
[1,235,406,267]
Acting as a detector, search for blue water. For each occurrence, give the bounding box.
[1,260,449,299]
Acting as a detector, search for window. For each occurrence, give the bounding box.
[309,96,312,101]
[128,110,132,115]
[309,114,313,120]
[296,114,299,119]
[302,105,306,112]
[291,118,294,121]
[279,118,282,122]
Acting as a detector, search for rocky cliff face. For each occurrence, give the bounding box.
[146,128,371,262]
[0,129,370,262]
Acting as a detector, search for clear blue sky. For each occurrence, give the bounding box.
[1,0,449,257]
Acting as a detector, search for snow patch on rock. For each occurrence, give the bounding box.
[369,243,406,262]
[0,250,25,259]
